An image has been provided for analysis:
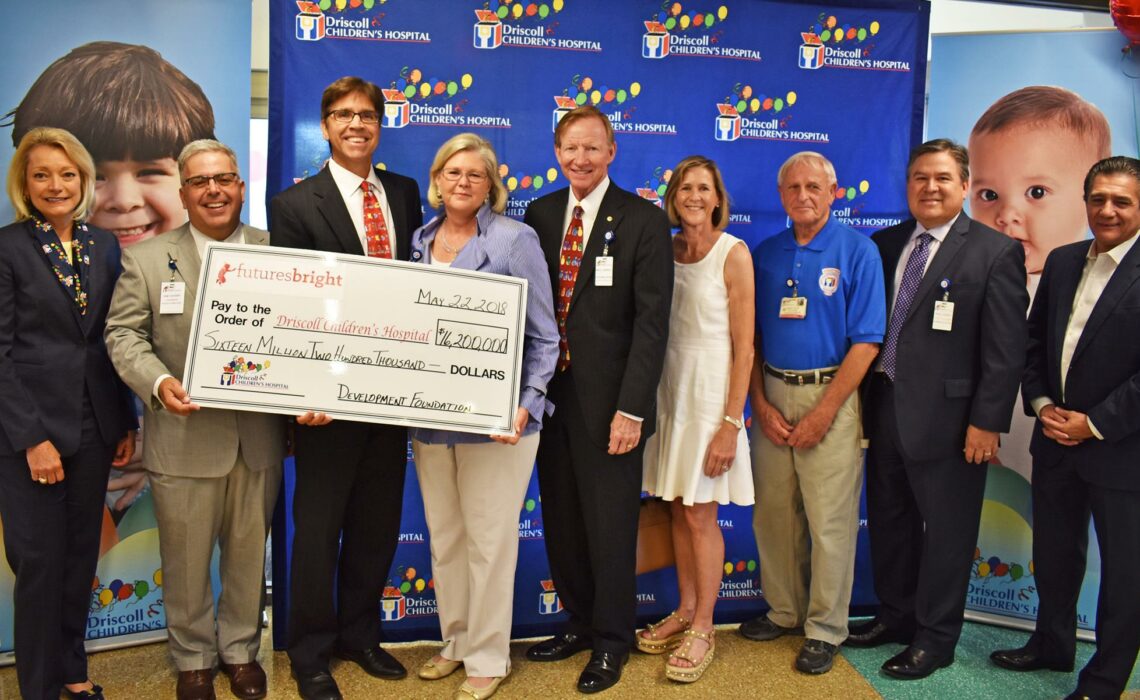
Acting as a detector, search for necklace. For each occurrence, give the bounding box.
[440,227,460,255]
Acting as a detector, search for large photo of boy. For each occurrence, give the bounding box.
[0,0,250,653]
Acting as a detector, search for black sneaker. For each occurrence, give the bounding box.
[738,616,802,641]
[795,639,838,674]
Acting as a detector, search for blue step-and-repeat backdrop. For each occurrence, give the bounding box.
[268,0,930,645]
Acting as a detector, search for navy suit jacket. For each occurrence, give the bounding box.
[869,212,1028,461]
[524,183,673,447]
[268,165,422,260]
[0,220,135,456]
[1023,237,1140,492]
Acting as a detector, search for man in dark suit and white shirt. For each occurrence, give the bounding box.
[522,105,673,694]
[848,139,1028,679]
[269,76,423,700]
[990,156,1140,700]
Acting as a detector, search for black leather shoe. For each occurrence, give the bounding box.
[990,645,1073,672]
[738,616,802,641]
[845,619,913,648]
[1062,693,1091,700]
[526,633,593,662]
[577,650,628,694]
[292,669,342,700]
[334,646,407,679]
[795,639,838,675]
[881,646,954,680]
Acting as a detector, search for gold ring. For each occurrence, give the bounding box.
[37,477,47,484]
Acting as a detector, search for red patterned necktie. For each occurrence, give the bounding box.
[556,205,585,371]
[361,181,392,259]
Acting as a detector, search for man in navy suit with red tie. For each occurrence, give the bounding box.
[269,76,422,700]
[522,105,673,694]
[990,156,1140,700]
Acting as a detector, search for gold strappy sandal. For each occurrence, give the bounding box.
[636,611,692,654]
[665,628,715,683]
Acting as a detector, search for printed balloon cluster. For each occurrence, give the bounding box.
[811,14,880,44]
[493,0,564,20]
[973,547,1032,581]
[225,357,268,374]
[643,166,673,201]
[835,179,870,202]
[91,570,161,610]
[653,3,729,31]
[317,0,385,10]
[395,67,473,101]
[565,75,641,107]
[727,83,798,115]
[722,559,757,576]
[393,564,431,595]
[499,163,559,194]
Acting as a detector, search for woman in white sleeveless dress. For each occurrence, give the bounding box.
[638,156,755,682]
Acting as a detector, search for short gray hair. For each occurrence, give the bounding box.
[777,151,837,187]
[177,139,239,180]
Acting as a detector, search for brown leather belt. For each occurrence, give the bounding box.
[763,363,837,386]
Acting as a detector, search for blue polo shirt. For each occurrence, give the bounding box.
[753,217,886,370]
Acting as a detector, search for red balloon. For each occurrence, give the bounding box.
[1112,0,1140,46]
[118,583,134,601]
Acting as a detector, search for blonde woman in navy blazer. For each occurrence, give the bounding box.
[0,128,136,700]
[409,133,558,700]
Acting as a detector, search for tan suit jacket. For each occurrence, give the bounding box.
[105,223,285,476]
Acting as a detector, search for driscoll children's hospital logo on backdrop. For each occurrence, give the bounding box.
[550,74,674,136]
[719,558,762,600]
[640,3,759,61]
[381,564,436,621]
[713,82,827,144]
[472,0,600,52]
[797,13,909,72]
[294,0,430,43]
[381,68,510,129]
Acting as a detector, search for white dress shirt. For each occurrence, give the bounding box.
[327,157,396,258]
[1030,232,1139,439]
[154,224,246,399]
[560,176,610,251]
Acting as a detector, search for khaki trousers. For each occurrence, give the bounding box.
[413,434,538,677]
[751,372,864,645]
[149,450,280,670]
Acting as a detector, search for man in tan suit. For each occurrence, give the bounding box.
[106,139,328,700]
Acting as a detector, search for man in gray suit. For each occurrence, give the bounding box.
[106,140,328,700]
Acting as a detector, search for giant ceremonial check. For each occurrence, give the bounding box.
[182,243,527,435]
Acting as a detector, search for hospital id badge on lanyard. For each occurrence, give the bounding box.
[932,278,953,331]
[595,231,614,287]
[779,278,807,319]
[160,253,185,315]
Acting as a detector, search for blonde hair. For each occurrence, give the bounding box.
[8,127,95,222]
[426,133,508,213]
[663,155,730,230]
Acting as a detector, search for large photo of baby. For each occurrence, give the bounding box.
[966,85,1109,480]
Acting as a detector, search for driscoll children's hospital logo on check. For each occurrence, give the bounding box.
[294,0,430,43]
[472,1,601,52]
[641,3,759,61]
[797,14,909,72]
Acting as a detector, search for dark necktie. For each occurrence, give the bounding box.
[880,232,933,380]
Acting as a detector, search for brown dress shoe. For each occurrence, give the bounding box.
[220,661,268,699]
[176,669,216,700]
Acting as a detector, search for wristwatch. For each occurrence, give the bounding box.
[723,415,744,430]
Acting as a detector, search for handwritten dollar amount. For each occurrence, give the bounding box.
[435,319,508,354]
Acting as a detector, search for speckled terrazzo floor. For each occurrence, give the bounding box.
[0,621,1135,699]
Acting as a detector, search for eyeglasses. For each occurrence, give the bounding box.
[182,172,241,190]
[327,109,380,124]
[440,169,488,184]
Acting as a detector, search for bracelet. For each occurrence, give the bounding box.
[723,415,744,430]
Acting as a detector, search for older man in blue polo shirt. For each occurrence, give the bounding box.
[740,151,886,675]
